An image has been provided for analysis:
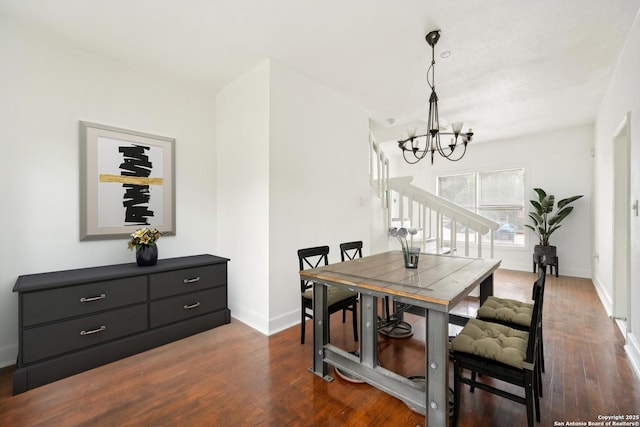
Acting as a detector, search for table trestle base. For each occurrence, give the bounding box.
[323,344,426,413]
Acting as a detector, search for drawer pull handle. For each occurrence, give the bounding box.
[80,325,106,336]
[80,294,106,303]
[183,302,201,310]
[183,277,201,284]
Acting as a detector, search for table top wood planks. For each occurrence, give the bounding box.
[300,250,501,310]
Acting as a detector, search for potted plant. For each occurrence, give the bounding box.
[128,227,162,266]
[525,188,583,262]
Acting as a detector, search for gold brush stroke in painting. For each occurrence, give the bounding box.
[99,174,164,186]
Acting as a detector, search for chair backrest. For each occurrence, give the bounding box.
[298,246,330,293]
[525,268,546,364]
[532,255,548,299]
[339,241,363,262]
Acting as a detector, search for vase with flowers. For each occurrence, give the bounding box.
[128,227,162,266]
[388,227,420,268]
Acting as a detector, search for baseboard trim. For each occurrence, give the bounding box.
[0,343,18,370]
[229,305,269,335]
[591,273,613,317]
[625,332,640,381]
[268,309,299,336]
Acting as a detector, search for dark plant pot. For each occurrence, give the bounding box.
[136,245,158,266]
[534,244,556,265]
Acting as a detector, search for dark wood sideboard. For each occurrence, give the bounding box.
[12,254,230,394]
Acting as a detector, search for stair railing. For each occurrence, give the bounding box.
[370,137,499,258]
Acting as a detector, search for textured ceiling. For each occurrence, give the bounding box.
[2,0,639,143]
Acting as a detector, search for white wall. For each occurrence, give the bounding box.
[269,61,371,333]
[216,60,371,335]
[378,124,593,278]
[0,21,217,367]
[593,10,640,376]
[216,62,271,333]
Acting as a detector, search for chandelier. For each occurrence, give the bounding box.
[398,30,474,165]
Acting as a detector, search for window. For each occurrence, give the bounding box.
[437,168,526,246]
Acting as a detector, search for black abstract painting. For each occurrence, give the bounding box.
[119,145,155,225]
[80,121,175,240]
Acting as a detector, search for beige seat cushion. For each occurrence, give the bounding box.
[450,318,529,369]
[477,296,533,327]
[302,286,356,306]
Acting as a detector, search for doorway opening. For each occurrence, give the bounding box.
[612,112,631,339]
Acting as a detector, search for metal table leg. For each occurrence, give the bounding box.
[359,293,379,369]
[479,273,494,306]
[310,281,332,381]
[426,308,449,427]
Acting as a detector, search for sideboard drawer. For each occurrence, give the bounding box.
[149,264,226,299]
[150,287,226,328]
[22,304,147,364]
[22,276,147,327]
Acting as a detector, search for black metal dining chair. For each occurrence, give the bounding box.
[298,246,358,344]
[340,237,407,336]
[450,269,546,427]
[339,241,364,323]
[339,241,363,262]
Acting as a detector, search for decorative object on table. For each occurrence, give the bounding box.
[388,227,420,268]
[524,188,583,267]
[79,121,176,241]
[385,227,419,338]
[128,227,162,266]
[397,30,475,165]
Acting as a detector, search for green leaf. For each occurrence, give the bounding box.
[557,195,583,209]
[549,206,574,225]
[528,212,542,225]
[530,200,544,215]
[533,188,547,201]
[541,194,555,213]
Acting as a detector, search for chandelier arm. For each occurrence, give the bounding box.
[401,147,428,164]
[444,145,467,162]
[398,136,433,164]
[397,133,433,144]
[437,140,468,162]
[409,139,430,160]
[434,138,456,158]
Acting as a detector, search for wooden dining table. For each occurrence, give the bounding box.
[300,250,501,427]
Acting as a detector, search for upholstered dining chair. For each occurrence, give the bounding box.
[450,269,546,427]
[476,258,548,379]
[298,246,358,345]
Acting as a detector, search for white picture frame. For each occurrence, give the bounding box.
[80,121,176,240]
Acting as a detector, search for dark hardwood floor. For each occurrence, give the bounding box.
[1,269,639,426]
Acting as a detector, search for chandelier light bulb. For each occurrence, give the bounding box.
[452,122,464,134]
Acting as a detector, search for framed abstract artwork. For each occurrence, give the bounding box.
[80,121,176,240]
